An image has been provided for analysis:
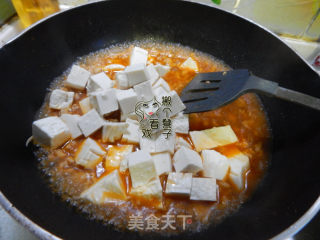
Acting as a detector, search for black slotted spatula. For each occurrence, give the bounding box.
[181,69,320,114]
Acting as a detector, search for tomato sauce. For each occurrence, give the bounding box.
[36,43,270,233]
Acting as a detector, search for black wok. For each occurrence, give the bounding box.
[0,0,319,239]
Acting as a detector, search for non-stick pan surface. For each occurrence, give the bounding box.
[0,0,319,239]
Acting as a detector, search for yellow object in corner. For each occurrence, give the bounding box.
[11,0,59,28]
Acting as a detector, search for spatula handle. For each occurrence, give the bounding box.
[246,75,320,111]
[274,87,320,111]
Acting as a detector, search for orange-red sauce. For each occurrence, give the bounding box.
[37,43,270,233]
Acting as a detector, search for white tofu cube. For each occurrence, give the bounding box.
[145,64,159,85]
[180,57,198,72]
[189,130,217,152]
[103,64,125,71]
[168,90,186,117]
[229,173,244,191]
[124,64,149,87]
[130,47,148,65]
[153,78,171,92]
[155,64,170,77]
[229,153,250,175]
[119,157,128,173]
[78,109,104,137]
[65,65,91,90]
[80,170,126,203]
[79,137,106,156]
[204,125,238,147]
[175,136,191,151]
[122,119,140,144]
[229,153,250,190]
[75,138,106,168]
[172,113,189,134]
[133,81,154,101]
[140,132,175,154]
[152,152,172,176]
[120,111,138,122]
[173,146,203,174]
[130,177,163,208]
[89,89,119,116]
[116,89,138,115]
[102,121,128,143]
[49,89,74,110]
[60,114,82,139]
[86,72,113,93]
[32,116,71,149]
[139,134,156,153]
[79,97,92,114]
[153,86,170,102]
[128,150,157,188]
[127,118,140,125]
[190,178,216,201]
[201,150,229,180]
[165,172,192,196]
[155,132,175,154]
[115,71,129,90]
[138,113,165,136]
[105,145,133,168]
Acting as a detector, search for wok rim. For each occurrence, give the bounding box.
[4,0,319,77]
[0,1,319,239]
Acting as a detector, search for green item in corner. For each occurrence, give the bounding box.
[0,0,16,25]
[211,0,221,5]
